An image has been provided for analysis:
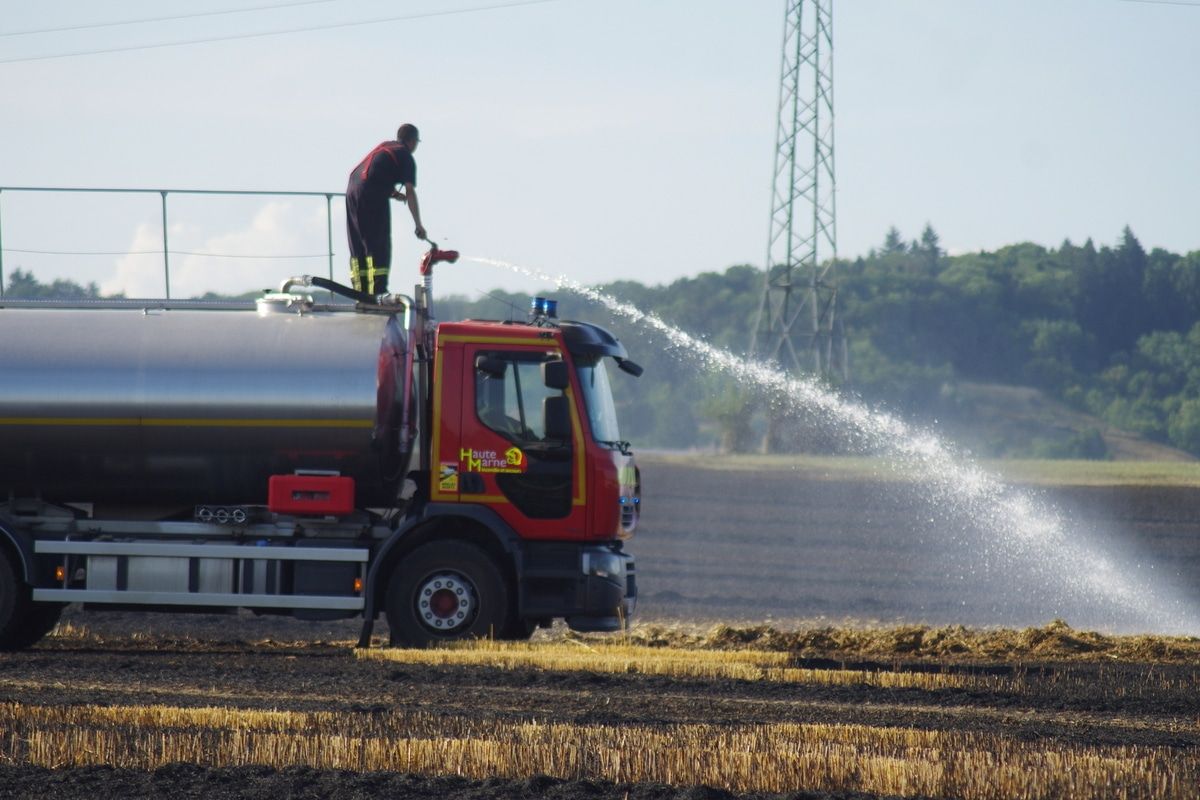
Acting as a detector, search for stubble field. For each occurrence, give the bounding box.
[2,454,1199,799]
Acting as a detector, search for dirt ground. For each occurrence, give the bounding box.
[1,619,1197,798]
[0,615,1195,799]
[2,457,1199,798]
[632,455,1200,631]
[0,763,894,800]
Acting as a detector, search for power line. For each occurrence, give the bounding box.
[0,0,572,64]
[2,248,159,257]
[176,250,329,259]
[0,0,343,38]
[3,247,329,260]
[1118,0,1200,6]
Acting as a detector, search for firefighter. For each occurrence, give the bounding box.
[346,123,427,295]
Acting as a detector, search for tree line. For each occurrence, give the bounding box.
[7,226,1200,458]
[838,226,1200,456]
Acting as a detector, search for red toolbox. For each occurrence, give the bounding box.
[268,473,355,516]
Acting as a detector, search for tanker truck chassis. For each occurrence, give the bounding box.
[0,259,641,649]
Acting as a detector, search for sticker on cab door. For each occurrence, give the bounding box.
[438,462,460,492]
[459,446,527,474]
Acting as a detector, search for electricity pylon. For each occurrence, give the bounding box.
[749,0,843,383]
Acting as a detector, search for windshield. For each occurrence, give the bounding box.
[575,357,621,445]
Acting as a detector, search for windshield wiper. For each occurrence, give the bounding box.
[599,439,632,455]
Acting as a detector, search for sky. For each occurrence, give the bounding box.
[1,0,1198,301]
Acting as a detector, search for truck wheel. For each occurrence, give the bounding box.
[0,549,36,650]
[385,541,509,647]
[10,602,65,649]
[0,550,63,651]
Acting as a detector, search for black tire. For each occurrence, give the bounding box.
[0,546,64,652]
[10,602,65,649]
[0,549,58,651]
[0,549,22,650]
[498,616,538,641]
[385,541,509,647]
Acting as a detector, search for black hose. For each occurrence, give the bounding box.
[308,276,378,305]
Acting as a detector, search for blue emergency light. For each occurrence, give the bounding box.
[530,297,558,318]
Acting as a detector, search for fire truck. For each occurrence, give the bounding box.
[0,246,641,649]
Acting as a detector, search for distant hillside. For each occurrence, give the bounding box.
[936,383,1196,462]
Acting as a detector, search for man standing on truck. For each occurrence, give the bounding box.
[346,123,427,296]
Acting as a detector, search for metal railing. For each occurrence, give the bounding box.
[0,186,345,299]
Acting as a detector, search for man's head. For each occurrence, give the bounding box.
[397,123,420,151]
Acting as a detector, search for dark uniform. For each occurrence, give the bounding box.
[346,141,417,295]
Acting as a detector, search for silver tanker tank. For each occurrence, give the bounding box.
[0,294,412,513]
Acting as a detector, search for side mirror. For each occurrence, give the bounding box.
[542,360,570,390]
[543,396,571,441]
[474,354,507,379]
[617,358,644,378]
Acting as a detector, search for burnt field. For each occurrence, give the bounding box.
[633,455,1200,630]
[2,620,1199,799]
[2,456,1199,799]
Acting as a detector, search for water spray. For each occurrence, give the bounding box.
[464,255,1198,634]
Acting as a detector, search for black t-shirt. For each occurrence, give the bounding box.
[347,141,417,197]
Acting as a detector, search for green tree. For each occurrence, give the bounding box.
[700,386,757,453]
[1167,399,1200,453]
[5,268,101,299]
[1075,227,1148,358]
[881,226,907,255]
[1022,319,1090,392]
[917,223,942,271]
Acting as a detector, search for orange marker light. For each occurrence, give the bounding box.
[54,565,66,582]
[353,577,363,593]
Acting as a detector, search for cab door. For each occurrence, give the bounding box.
[456,345,586,537]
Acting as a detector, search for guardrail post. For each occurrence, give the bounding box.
[0,188,5,298]
[326,193,338,302]
[326,193,335,282]
[160,190,170,298]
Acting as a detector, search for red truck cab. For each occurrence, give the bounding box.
[384,309,640,639]
[358,294,642,645]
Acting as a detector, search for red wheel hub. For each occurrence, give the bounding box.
[429,588,459,618]
[416,572,477,632]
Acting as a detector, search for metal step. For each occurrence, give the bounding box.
[32,588,363,610]
[35,540,369,561]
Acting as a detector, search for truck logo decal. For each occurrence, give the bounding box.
[459,446,527,474]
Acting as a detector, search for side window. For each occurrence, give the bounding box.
[475,351,563,443]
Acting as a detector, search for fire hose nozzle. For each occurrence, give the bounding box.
[419,241,460,276]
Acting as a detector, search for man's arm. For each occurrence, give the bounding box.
[403,183,426,240]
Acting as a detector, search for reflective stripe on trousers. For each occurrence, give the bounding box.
[350,257,389,295]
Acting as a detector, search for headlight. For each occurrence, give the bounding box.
[582,550,624,580]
